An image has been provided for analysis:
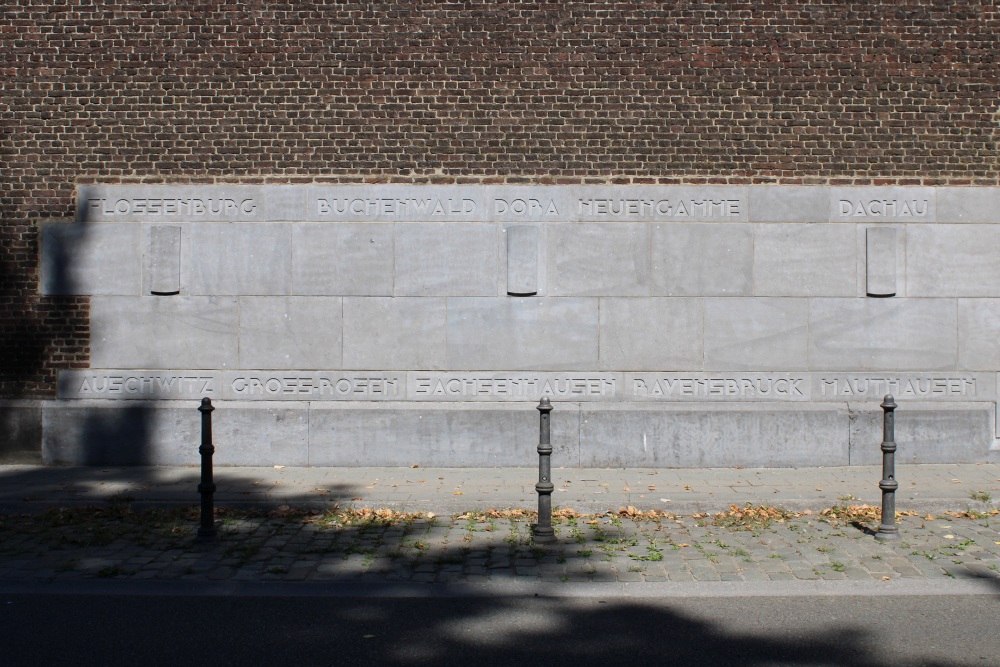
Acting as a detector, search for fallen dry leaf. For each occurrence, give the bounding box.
[648,486,656,491]
[623,487,631,491]
[684,485,692,491]
[881,576,891,581]
[410,464,420,468]
[453,491,464,495]
[274,465,285,469]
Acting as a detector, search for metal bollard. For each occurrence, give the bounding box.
[875,394,900,541]
[533,397,556,543]
[197,397,217,541]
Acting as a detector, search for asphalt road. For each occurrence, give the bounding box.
[1,593,997,666]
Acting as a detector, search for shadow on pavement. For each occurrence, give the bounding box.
[0,592,991,666]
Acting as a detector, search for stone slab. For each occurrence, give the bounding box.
[747,186,828,223]
[808,299,958,371]
[291,224,394,296]
[848,402,995,465]
[41,401,309,466]
[306,402,580,467]
[446,297,599,370]
[342,297,447,369]
[0,402,42,464]
[958,299,1000,370]
[752,224,857,296]
[184,223,292,295]
[905,224,1000,297]
[393,224,498,296]
[40,222,140,295]
[703,298,809,371]
[598,298,703,370]
[264,184,309,221]
[33,398,997,467]
[936,187,1000,223]
[577,404,850,468]
[548,224,650,296]
[650,223,752,296]
[238,296,343,369]
[90,296,239,369]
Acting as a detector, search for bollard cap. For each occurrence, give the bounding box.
[537,397,553,412]
[881,394,896,410]
[199,396,215,413]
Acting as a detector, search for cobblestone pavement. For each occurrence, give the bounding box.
[2,503,999,588]
[1,463,999,592]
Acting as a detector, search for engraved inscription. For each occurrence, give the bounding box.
[412,374,617,400]
[579,198,741,219]
[819,376,976,398]
[633,376,805,398]
[86,198,257,217]
[316,197,478,217]
[628,374,809,401]
[229,374,400,398]
[837,199,929,218]
[73,374,216,397]
[494,198,560,217]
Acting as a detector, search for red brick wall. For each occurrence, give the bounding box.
[3,1,999,395]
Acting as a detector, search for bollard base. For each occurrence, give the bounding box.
[196,528,217,542]
[532,525,557,544]
[874,527,901,542]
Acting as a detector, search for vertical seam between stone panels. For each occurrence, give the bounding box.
[897,223,910,298]
[391,222,398,297]
[697,296,706,372]
[644,221,652,299]
[596,296,603,372]
[574,401,583,467]
[805,296,814,373]
[236,295,242,372]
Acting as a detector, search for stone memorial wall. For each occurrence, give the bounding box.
[28,184,1000,466]
[5,2,1000,467]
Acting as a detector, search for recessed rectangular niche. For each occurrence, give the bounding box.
[146,225,181,295]
[506,225,538,296]
[866,226,897,297]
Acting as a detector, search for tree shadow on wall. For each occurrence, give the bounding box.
[0,197,93,464]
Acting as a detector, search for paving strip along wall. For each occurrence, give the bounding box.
[29,184,1000,466]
